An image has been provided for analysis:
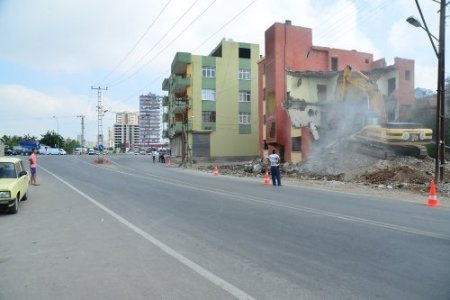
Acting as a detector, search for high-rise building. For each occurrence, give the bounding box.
[113,112,140,152]
[139,93,162,148]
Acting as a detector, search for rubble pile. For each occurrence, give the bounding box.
[193,139,450,196]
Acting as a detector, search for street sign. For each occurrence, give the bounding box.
[98,144,104,152]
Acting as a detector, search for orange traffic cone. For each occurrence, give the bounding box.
[213,166,219,176]
[426,180,439,207]
[263,170,271,185]
[167,159,172,167]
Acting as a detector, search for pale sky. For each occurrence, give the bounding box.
[0,0,445,144]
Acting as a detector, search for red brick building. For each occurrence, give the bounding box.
[259,20,416,163]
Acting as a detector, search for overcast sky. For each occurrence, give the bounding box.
[0,0,445,144]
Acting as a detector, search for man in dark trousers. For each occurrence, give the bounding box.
[268,149,281,186]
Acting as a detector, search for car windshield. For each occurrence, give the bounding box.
[0,162,17,179]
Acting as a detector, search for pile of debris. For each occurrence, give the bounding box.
[193,140,450,196]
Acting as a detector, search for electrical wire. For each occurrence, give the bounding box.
[107,0,203,87]
[98,0,172,85]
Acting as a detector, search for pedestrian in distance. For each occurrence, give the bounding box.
[28,148,39,186]
[268,149,281,186]
[152,151,156,163]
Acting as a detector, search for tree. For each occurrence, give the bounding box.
[1,135,36,148]
[40,131,65,149]
[64,138,79,154]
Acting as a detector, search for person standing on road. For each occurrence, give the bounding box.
[28,148,39,186]
[268,149,281,186]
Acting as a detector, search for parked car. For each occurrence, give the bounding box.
[0,157,30,214]
[88,149,95,155]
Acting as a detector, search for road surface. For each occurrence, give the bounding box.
[1,155,450,299]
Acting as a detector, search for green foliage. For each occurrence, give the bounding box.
[40,131,65,149]
[64,138,79,154]
[1,134,38,148]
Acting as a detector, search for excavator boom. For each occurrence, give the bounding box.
[339,65,432,158]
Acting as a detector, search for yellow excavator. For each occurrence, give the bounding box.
[338,65,432,158]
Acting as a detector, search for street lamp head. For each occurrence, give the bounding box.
[406,16,422,28]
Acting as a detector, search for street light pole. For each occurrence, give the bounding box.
[408,0,446,183]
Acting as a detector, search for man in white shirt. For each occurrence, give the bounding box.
[268,149,281,186]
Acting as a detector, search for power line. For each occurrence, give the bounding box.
[193,0,258,52]
[99,0,172,85]
[107,0,203,87]
[114,0,253,99]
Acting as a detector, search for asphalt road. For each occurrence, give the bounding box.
[1,155,450,300]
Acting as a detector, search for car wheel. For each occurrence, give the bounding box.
[9,196,19,214]
[22,190,28,201]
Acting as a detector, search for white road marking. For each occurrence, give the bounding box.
[41,166,256,300]
[82,158,450,241]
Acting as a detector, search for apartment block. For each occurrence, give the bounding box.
[113,111,140,151]
[162,39,260,162]
[259,21,417,163]
[139,93,163,148]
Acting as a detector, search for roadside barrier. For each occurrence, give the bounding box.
[263,170,270,185]
[213,166,219,176]
[426,179,439,207]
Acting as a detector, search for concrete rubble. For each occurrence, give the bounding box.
[191,139,450,198]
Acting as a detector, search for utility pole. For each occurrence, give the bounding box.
[77,115,85,149]
[437,0,446,182]
[409,0,447,184]
[91,86,108,148]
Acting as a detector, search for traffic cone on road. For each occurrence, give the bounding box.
[167,159,172,167]
[426,179,439,207]
[263,170,270,185]
[213,166,219,176]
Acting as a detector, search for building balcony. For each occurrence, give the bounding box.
[162,96,169,106]
[172,75,191,94]
[171,52,191,74]
[265,115,277,144]
[169,122,183,138]
[162,78,170,91]
[171,100,189,115]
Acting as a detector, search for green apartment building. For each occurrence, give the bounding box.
[162,39,260,162]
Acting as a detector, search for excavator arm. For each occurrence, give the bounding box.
[341,65,387,122]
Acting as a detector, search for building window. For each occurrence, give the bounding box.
[239,112,251,124]
[202,111,216,123]
[202,66,216,78]
[388,78,396,95]
[405,70,411,80]
[317,84,327,102]
[239,90,251,102]
[331,57,338,71]
[239,47,251,58]
[239,68,251,80]
[292,136,301,151]
[202,89,216,101]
